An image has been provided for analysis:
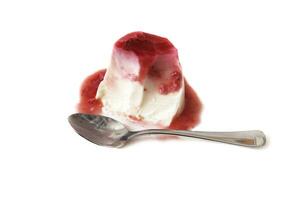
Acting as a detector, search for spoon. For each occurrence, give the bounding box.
[68,113,266,148]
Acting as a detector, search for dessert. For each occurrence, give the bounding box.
[78,32,202,130]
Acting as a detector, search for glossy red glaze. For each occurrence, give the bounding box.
[77,69,106,114]
[169,80,202,130]
[114,32,182,94]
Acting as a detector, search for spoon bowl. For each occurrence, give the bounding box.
[68,113,129,147]
[68,113,266,148]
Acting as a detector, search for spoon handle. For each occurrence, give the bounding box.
[131,129,266,147]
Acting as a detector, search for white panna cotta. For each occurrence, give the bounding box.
[96,32,185,129]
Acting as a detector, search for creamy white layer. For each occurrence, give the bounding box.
[96,49,184,129]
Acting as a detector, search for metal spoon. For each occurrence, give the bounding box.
[68,113,266,148]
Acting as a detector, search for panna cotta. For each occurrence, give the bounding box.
[78,32,202,130]
[96,32,184,128]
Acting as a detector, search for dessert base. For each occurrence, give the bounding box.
[78,69,202,130]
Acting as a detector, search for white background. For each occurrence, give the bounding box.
[0,0,299,199]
